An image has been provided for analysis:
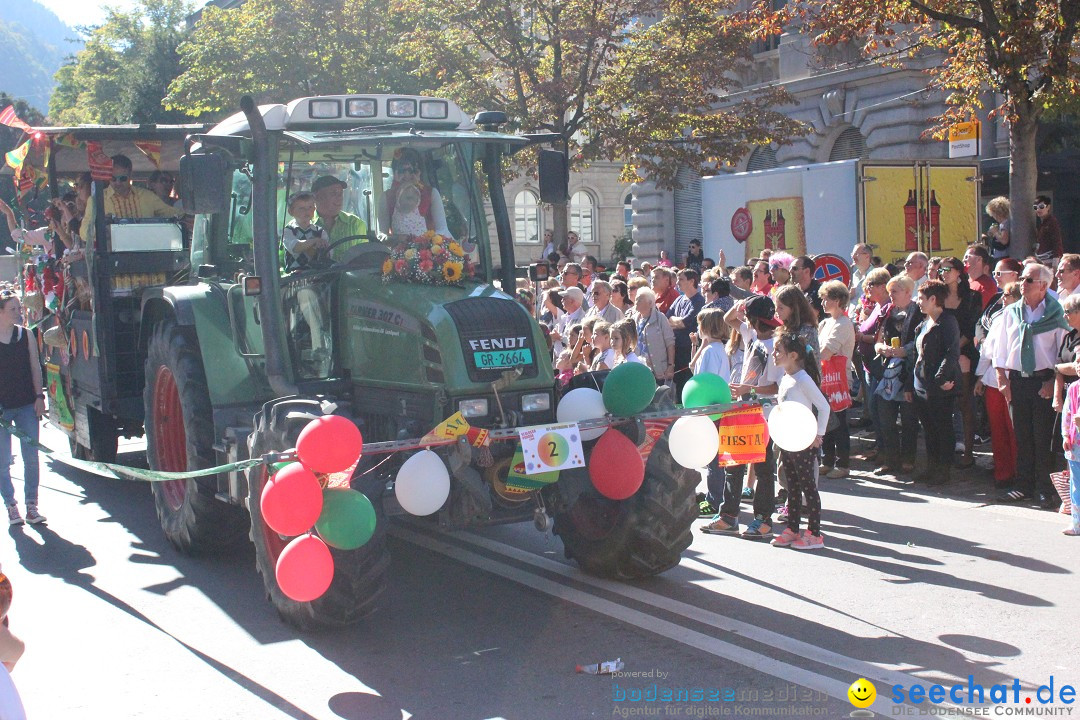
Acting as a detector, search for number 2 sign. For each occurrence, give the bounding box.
[518,423,586,475]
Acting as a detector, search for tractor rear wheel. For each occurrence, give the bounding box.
[248,407,388,630]
[552,433,697,579]
[144,319,248,554]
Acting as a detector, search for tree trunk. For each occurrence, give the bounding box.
[1007,110,1039,260]
[551,200,569,256]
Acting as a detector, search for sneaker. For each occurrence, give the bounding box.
[1063,527,1080,536]
[700,514,740,535]
[776,506,790,524]
[698,499,718,517]
[770,528,799,547]
[826,467,848,479]
[25,505,46,525]
[741,516,773,540]
[819,464,833,474]
[873,465,895,476]
[791,530,825,550]
[741,487,754,500]
[7,504,23,526]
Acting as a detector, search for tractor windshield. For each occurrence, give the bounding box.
[274,139,491,276]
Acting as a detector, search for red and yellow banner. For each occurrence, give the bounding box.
[717,407,769,467]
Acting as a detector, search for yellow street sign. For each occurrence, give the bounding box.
[948,121,980,142]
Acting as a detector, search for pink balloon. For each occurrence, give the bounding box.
[588,429,645,500]
[275,534,334,602]
[260,462,323,536]
[296,416,363,474]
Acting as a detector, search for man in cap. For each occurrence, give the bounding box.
[553,286,586,354]
[311,175,367,260]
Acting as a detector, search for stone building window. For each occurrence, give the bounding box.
[514,189,542,243]
[570,190,595,245]
[829,127,869,161]
[623,193,633,231]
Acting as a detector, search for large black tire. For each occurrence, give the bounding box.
[248,408,388,631]
[552,433,698,579]
[144,319,248,554]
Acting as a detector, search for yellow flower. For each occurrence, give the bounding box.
[405,248,417,260]
[423,230,436,239]
[443,262,463,282]
[382,258,393,274]
[431,234,445,245]
[448,242,464,257]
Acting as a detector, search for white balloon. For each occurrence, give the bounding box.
[668,416,720,469]
[395,450,451,516]
[767,402,818,452]
[557,387,607,441]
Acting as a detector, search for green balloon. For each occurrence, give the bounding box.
[682,373,732,420]
[270,461,291,474]
[315,488,377,550]
[603,361,657,417]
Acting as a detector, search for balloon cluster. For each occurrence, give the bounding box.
[260,415,372,603]
[556,363,657,500]
[666,372,731,470]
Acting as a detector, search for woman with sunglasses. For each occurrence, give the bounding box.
[937,257,982,468]
[1034,195,1063,265]
[381,148,453,239]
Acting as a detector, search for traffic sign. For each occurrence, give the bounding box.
[730,207,752,243]
[813,253,851,287]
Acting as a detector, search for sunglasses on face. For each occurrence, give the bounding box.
[1022,276,1040,284]
[114,175,130,182]
[938,267,957,275]
[1034,203,1048,210]
[992,270,1015,277]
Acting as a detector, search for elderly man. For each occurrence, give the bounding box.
[667,269,706,400]
[963,244,998,310]
[849,243,873,312]
[553,286,586,353]
[80,154,184,244]
[1056,254,1080,302]
[632,287,675,384]
[902,252,929,291]
[311,175,367,260]
[584,280,623,324]
[792,255,823,321]
[991,262,1069,507]
[651,266,680,314]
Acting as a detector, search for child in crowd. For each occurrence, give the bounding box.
[1059,363,1080,536]
[281,192,329,269]
[610,319,644,366]
[590,322,615,371]
[770,333,831,550]
[701,295,782,538]
[689,308,730,379]
[555,350,575,389]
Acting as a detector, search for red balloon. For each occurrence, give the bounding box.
[275,534,334,602]
[261,462,323,536]
[296,416,363,474]
[588,429,645,500]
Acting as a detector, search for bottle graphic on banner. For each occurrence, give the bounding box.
[929,190,941,251]
[763,210,773,250]
[776,209,787,250]
[904,190,918,251]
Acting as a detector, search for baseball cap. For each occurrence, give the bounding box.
[744,295,781,327]
[560,287,585,304]
[311,175,348,194]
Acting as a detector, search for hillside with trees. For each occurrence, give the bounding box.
[0,0,82,114]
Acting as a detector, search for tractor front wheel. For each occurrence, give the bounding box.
[143,319,248,554]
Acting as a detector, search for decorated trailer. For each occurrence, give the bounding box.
[28,95,705,629]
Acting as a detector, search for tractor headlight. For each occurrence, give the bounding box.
[458,398,489,418]
[521,392,551,413]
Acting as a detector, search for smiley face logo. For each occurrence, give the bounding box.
[847,678,877,708]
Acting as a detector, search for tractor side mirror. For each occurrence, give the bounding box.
[538,149,568,205]
[179,154,230,214]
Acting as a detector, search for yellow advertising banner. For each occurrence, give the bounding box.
[743,197,806,262]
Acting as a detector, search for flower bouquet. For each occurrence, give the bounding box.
[381,231,475,286]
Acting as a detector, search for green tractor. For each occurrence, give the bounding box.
[76,95,699,628]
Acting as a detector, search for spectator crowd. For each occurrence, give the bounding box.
[528,210,1080,543]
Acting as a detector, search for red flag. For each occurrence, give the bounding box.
[0,106,32,132]
[133,140,162,168]
[637,418,675,465]
[86,141,113,181]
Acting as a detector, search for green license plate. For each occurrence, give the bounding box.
[473,349,533,369]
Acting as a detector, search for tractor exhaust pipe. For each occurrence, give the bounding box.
[241,95,297,397]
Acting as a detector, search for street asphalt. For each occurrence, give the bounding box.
[0,422,1076,719]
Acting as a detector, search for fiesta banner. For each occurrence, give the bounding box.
[717,407,769,467]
